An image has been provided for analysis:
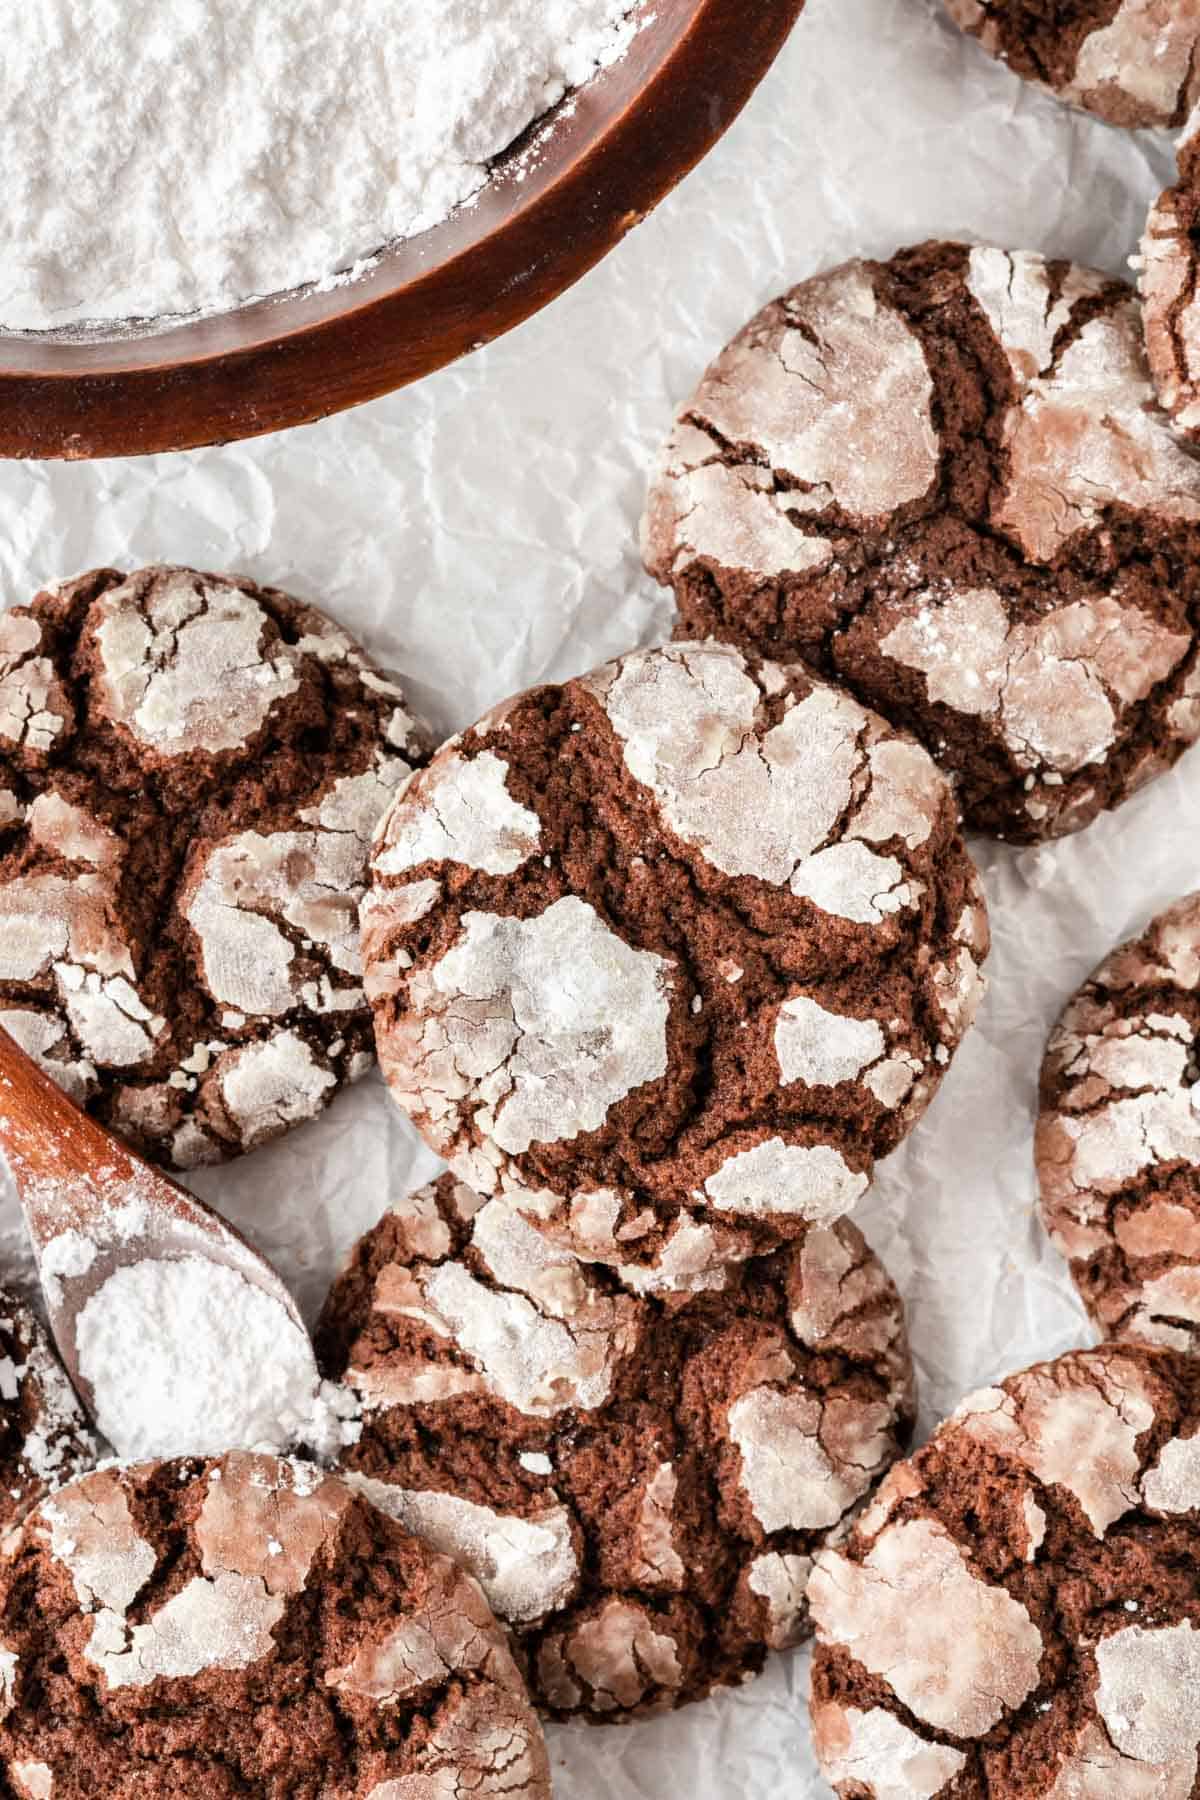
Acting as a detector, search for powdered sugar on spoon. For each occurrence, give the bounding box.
[0,1022,356,1461]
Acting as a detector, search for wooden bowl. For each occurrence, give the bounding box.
[0,0,805,461]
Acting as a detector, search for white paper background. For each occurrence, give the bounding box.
[0,0,1192,1791]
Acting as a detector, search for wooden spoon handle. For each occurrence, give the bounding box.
[0,1024,198,1245]
[0,1023,133,1171]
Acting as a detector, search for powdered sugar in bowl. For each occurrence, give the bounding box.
[0,0,805,459]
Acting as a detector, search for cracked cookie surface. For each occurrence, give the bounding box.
[0,566,427,1170]
[0,1287,96,1531]
[1142,113,1200,443]
[809,1342,1200,1798]
[363,640,987,1271]
[1038,892,1200,1351]
[0,1449,551,1799]
[315,1173,916,1721]
[643,241,1200,843]
[941,0,1200,128]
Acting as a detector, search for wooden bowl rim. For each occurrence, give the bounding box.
[0,0,804,460]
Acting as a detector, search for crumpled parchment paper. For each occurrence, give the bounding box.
[0,0,1189,1790]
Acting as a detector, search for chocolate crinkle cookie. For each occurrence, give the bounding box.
[0,566,427,1170]
[643,242,1200,843]
[362,639,987,1276]
[1038,892,1200,1351]
[0,1286,95,1530]
[315,1174,916,1721]
[941,0,1200,129]
[809,1343,1200,1799]
[1141,112,1200,442]
[0,1450,551,1800]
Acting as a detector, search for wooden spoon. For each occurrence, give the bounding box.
[0,1021,318,1439]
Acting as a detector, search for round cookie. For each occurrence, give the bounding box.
[1141,114,1200,442]
[362,639,988,1274]
[643,242,1200,843]
[1038,893,1200,1351]
[0,1449,551,1800]
[0,565,427,1169]
[941,0,1200,129]
[315,1174,916,1721]
[0,1286,95,1529]
[809,1342,1200,1799]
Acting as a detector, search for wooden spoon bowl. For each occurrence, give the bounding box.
[0,0,805,460]
[0,1023,313,1424]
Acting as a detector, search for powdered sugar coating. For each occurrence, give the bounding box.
[0,614,69,759]
[317,1174,915,1720]
[879,251,1200,813]
[812,1702,967,1799]
[325,1575,528,1720]
[537,1598,684,1716]
[366,641,986,1268]
[215,1030,339,1152]
[87,1568,289,1690]
[184,827,372,1016]
[648,243,1200,844]
[965,245,1197,563]
[343,1194,639,1420]
[728,1384,897,1532]
[745,1552,813,1652]
[774,996,887,1089]
[991,288,1200,563]
[419,1251,637,1417]
[614,1216,753,1298]
[38,1466,155,1609]
[0,872,135,991]
[641,260,937,587]
[1072,1,1200,122]
[788,1222,904,1354]
[944,0,1200,128]
[345,1474,579,1626]
[0,1287,96,1527]
[809,1516,1043,1735]
[9,1764,53,1800]
[953,1354,1157,1536]
[1020,1490,1048,1561]
[1038,892,1200,1349]
[1142,1431,1200,1515]
[1043,1719,1196,1799]
[1142,110,1200,454]
[646,449,826,582]
[1142,170,1200,437]
[585,629,934,898]
[0,565,427,1170]
[395,897,673,1163]
[810,1343,1200,1799]
[361,1684,548,1800]
[702,1138,870,1221]
[632,1462,686,1588]
[786,840,914,925]
[4,1452,550,1797]
[966,250,1107,380]
[374,749,540,878]
[1094,1621,1200,1768]
[91,571,303,757]
[881,586,1191,778]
